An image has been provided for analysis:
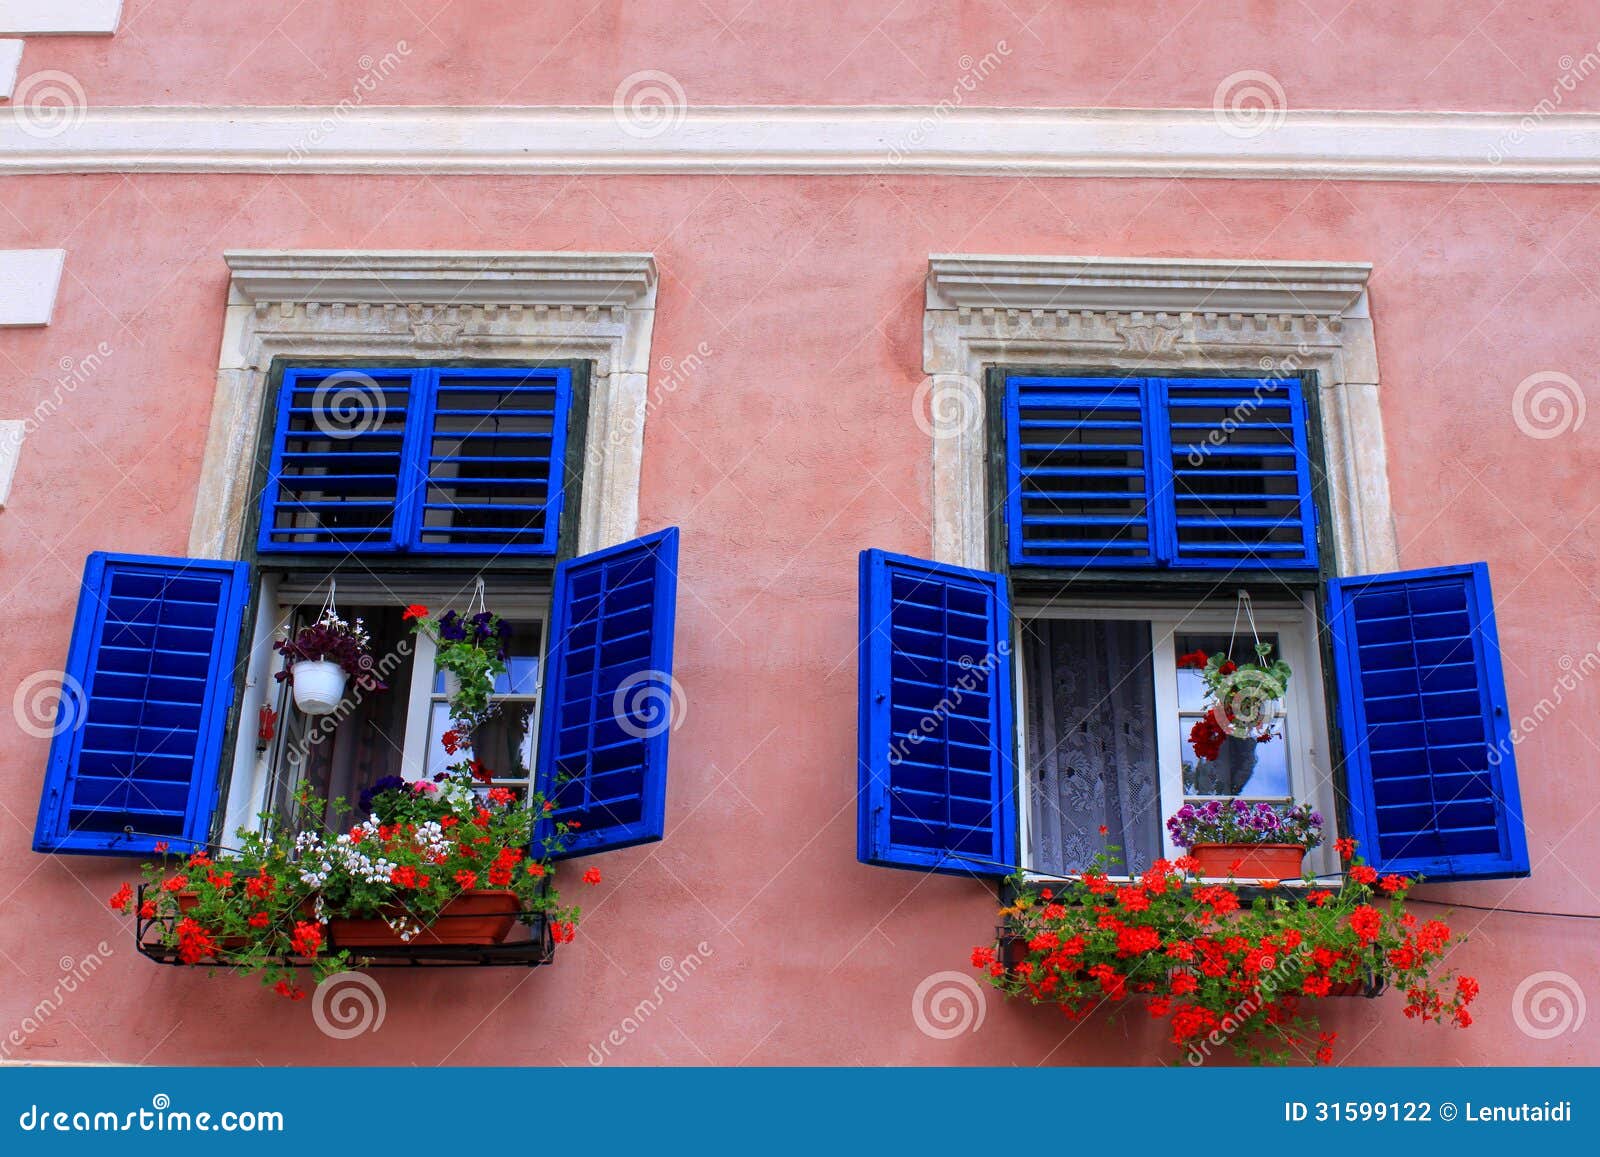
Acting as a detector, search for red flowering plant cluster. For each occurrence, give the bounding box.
[971,839,1478,1065]
[1177,642,1292,761]
[108,602,606,997]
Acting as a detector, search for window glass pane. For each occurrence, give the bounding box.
[424,619,542,781]
[1174,631,1290,801]
[265,603,415,831]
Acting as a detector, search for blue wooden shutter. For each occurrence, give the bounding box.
[1004,374,1317,570]
[1327,562,1530,880]
[1161,377,1317,569]
[534,528,679,857]
[33,553,250,856]
[258,367,419,553]
[409,367,571,554]
[1005,375,1157,567]
[858,549,1018,875]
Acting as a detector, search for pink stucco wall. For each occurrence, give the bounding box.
[2,2,1598,1066]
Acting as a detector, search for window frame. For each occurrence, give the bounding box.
[1012,595,1340,880]
[210,357,593,845]
[989,364,1347,882]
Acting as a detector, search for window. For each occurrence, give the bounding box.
[856,368,1529,885]
[258,366,573,555]
[1018,599,1335,877]
[1004,375,1317,569]
[34,359,680,864]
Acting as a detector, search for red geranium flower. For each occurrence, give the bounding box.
[108,883,133,912]
[289,921,322,958]
[1335,836,1357,859]
[1349,865,1378,886]
[402,604,429,621]
[582,867,602,885]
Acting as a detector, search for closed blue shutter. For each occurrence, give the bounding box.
[259,366,572,556]
[410,367,571,554]
[258,367,418,552]
[33,553,250,856]
[1006,375,1157,567]
[1162,378,1317,569]
[1327,562,1530,880]
[534,528,679,857]
[858,549,1018,875]
[1004,374,1317,570]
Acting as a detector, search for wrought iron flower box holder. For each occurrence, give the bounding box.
[133,884,556,969]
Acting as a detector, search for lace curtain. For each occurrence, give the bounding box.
[1024,618,1162,875]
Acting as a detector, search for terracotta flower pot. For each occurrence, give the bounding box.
[327,889,521,948]
[1188,842,1306,881]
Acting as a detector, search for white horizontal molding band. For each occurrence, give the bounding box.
[0,1,122,35]
[3,106,1600,181]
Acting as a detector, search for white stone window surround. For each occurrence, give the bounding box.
[923,255,1398,576]
[188,250,659,561]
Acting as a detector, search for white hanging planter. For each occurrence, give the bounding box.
[291,659,348,716]
[441,670,462,699]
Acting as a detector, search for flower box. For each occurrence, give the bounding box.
[328,889,521,948]
[1189,841,1306,880]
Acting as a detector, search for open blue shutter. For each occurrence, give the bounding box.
[1162,377,1317,569]
[258,367,418,553]
[1005,375,1157,567]
[858,549,1018,875]
[409,367,571,555]
[535,528,678,857]
[33,553,249,856]
[1328,562,1530,880]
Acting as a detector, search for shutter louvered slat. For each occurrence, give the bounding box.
[34,553,250,856]
[1328,562,1530,880]
[412,368,571,553]
[858,549,1018,875]
[534,529,679,857]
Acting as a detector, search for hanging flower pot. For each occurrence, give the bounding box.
[290,659,348,715]
[273,594,386,718]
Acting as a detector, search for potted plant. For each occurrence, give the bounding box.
[1178,642,1291,766]
[972,840,1479,1066]
[108,600,598,998]
[404,604,512,726]
[1165,799,1323,879]
[274,609,385,715]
